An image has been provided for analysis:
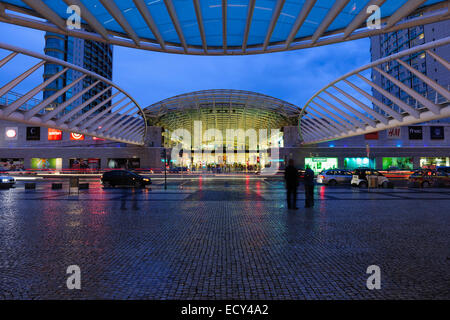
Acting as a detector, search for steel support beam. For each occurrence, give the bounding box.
[222,0,227,53]
[99,0,140,46]
[193,0,207,53]
[311,0,349,44]
[133,0,166,50]
[385,0,427,29]
[343,0,386,39]
[24,75,87,120]
[163,0,188,53]
[68,92,121,128]
[63,0,109,41]
[22,0,66,31]
[242,0,256,52]
[56,86,112,125]
[263,0,285,51]
[4,67,69,116]
[41,80,100,122]
[285,0,316,48]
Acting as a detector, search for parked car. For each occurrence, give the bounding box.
[351,168,390,188]
[316,169,352,185]
[0,175,16,188]
[101,170,151,188]
[408,169,450,188]
[436,166,450,174]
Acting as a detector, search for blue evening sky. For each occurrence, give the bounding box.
[0,21,371,109]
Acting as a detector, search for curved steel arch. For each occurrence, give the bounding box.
[145,89,301,138]
[145,89,301,118]
[299,36,450,145]
[0,42,147,145]
[0,0,448,55]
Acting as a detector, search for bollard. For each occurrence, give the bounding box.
[25,183,36,190]
[52,183,63,190]
[79,183,89,190]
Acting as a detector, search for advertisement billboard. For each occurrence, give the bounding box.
[382,157,413,170]
[304,157,338,174]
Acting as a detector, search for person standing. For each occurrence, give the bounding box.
[304,166,315,208]
[284,159,299,210]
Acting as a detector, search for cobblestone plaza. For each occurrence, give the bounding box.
[0,178,448,299]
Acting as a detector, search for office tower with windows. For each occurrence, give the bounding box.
[370,17,449,122]
[43,31,113,113]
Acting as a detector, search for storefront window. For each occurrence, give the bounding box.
[107,158,140,169]
[305,157,338,174]
[0,158,24,171]
[69,158,100,170]
[420,157,449,169]
[31,158,62,170]
[382,157,413,170]
[344,157,376,170]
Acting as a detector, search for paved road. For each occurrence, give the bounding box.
[0,177,449,299]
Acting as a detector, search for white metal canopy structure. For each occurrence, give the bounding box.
[0,0,448,55]
[299,36,450,145]
[0,42,147,145]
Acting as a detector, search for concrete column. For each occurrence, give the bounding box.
[413,156,421,169]
[338,157,345,169]
[375,156,383,170]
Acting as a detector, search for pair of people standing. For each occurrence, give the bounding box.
[284,159,314,210]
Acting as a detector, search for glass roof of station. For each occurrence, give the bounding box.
[144,89,301,132]
[0,0,447,55]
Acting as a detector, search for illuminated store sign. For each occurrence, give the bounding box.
[48,128,62,141]
[386,127,401,139]
[5,127,17,140]
[430,126,444,140]
[26,127,40,141]
[408,126,422,140]
[70,132,85,140]
[364,132,379,140]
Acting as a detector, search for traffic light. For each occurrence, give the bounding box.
[179,149,183,157]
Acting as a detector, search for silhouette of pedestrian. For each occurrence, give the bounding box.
[284,159,299,210]
[304,165,315,208]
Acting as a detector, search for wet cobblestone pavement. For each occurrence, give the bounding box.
[0,178,449,299]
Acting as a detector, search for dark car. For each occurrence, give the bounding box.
[408,169,450,188]
[436,166,450,174]
[101,170,151,188]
